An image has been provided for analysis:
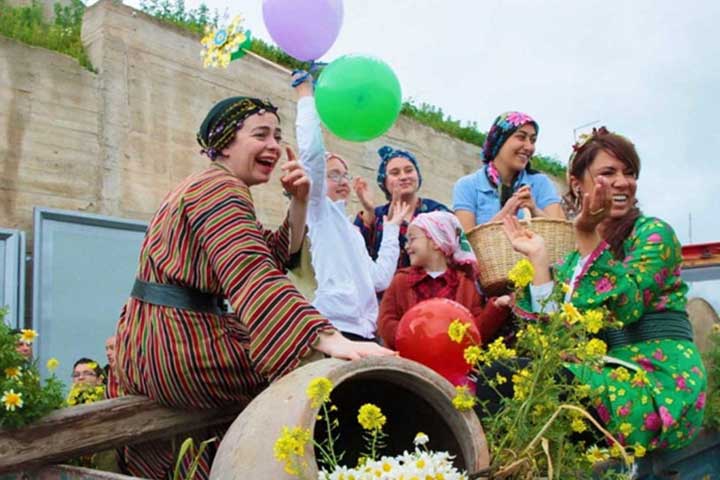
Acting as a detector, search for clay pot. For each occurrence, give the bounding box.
[210,356,490,479]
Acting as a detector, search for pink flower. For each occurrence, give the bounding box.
[595,277,613,294]
[647,233,662,243]
[653,349,667,361]
[675,376,689,391]
[596,403,611,423]
[696,392,707,411]
[659,406,675,428]
[617,401,632,417]
[637,357,656,372]
[643,290,653,307]
[506,111,534,127]
[644,412,662,431]
[655,296,668,310]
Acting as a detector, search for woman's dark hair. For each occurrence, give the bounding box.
[565,130,642,259]
[73,357,104,377]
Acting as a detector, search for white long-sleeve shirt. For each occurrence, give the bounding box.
[295,97,400,338]
[529,254,591,312]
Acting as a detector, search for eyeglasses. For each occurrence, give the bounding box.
[327,172,352,183]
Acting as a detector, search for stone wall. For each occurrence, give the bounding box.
[1,0,564,247]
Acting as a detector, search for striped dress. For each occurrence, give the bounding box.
[113,163,333,479]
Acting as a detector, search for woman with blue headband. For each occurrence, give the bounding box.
[354,147,450,268]
[453,112,565,231]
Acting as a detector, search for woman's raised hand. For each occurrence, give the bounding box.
[385,195,412,226]
[353,177,375,211]
[280,147,310,203]
[514,185,539,216]
[314,330,396,360]
[501,215,546,258]
[574,176,612,233]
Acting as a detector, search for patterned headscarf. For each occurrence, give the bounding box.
[197,97,279,160]
[376,146,423,199]
[410,212,477,269]
[481,111,539,164]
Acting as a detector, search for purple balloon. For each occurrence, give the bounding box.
[262,0,343,61]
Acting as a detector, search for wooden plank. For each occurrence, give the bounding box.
[0,395,249,474]
[1,464,145,480]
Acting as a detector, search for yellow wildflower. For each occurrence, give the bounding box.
[495,373,508,385]
[561,282,571,293]
[485,338,517,363]
[571,418,587,433]
[448,319,470,343]
[4,366,21,380]
[463,345,483,365]
[20,329,38,344]
[632,369,650,386]
[357,403,386,431]
[512,369,532,401]
[633,443,647,458]
[609,443,624,458]
[576,384,591,398]
[273,426,310,476]
[2,389,23,411]
[585,445,609,464]
[561,303,583,325]
[306,377,333,408]
[584,338,608,357]
[46,357,59,372]
[508,258,534,288]
[583,309,604,334]
[451,385,476,411]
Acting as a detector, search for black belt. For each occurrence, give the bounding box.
[598,310,693,349]
[131,279,226,315]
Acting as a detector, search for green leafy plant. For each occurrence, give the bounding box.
[0,308,65,429]
[0,0,94,71]
[450,260,636,479]
[172,436,217,480]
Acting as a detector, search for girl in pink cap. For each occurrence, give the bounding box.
[378,211,511,348]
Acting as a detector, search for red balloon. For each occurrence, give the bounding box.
[396,298,480,388]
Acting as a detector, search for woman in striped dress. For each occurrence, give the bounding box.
[112,97,392,479]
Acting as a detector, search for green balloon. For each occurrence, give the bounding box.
[315,54,402,142]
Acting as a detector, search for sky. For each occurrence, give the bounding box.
[11,0,720,377]
[117,0,720,247]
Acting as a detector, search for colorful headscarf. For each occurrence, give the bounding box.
[376,146,423,199]
[197,96,279,160]
[481,111,539,164]
[410,212,477,269]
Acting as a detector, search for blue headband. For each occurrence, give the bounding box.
[376,146,423,199]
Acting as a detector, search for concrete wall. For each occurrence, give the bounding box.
[1,0,564,246]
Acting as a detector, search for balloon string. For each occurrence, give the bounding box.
[291,60,327,87]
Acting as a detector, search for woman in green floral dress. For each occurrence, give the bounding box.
[505,128,706,451]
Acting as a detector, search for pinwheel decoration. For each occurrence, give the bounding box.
[200,15,252,68]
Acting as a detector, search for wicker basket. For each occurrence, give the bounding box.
[466,217,576,296]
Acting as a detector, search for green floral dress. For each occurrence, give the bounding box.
[517,216,707,450]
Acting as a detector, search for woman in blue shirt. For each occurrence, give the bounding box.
[453,112,564,231]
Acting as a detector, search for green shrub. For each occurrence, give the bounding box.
[0,0,94,71]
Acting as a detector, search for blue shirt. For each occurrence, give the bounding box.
[452,165,561,224]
